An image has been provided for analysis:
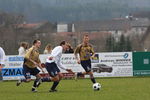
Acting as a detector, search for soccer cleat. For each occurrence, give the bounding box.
[49,89,57,92]
[31,87,37,92]
[16,79,22,86]
[36,79,42,88]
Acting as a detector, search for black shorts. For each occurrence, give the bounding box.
[23,64,40,79]
[81,59,92,72]
[45,62,60,77]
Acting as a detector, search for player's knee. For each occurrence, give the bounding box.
[52,76,59,81]
[89,72,93,76]
[58,73,63,80]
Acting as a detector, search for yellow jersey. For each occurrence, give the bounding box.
[24,46,41,68]
[74,44,95,61]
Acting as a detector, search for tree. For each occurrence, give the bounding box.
[118,34,126,52]
[105,34,132,52]
[125,36,132,51]
[106,35,116,52]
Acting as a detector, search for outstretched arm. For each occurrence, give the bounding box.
[74,45,81,64]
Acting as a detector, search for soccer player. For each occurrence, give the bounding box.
[16,39,44,92]
[74,34,96,84]
[0,47,6,81]
[42,41,73,92]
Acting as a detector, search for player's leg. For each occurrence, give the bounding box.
[31,67,41,92]
[88,71,96,83]
[75,60,89,79]
[58,72,63,81]
[40,63,55,82]
[56,66,63,81]
[76,60,96,83]
[16,65,32,86]
[49,63,61,92]
[40,63,56,82]
[49,75,60,92]
[86,60,96,83]
[45,62,60,92]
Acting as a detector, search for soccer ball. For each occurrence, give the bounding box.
[93,83,101,91]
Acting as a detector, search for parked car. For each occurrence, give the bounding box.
[92,64,113,73]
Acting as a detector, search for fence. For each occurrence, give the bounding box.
[1,52,150,80]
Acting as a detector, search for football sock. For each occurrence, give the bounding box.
[51,81,59,90]
[91,78,96,83]
[33,78,40,87]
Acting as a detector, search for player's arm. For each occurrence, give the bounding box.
[74,45,80,64]
[58,62,73,73]
[36,58,45,73]
[90,45,95,59]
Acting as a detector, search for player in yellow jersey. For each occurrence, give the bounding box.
[16,39,44,92]
[74,35,96,84]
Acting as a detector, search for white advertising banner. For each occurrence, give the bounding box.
[40,54,85,73]
[92,52,133,77]
[2,56,25,80]
[2,52,133,80]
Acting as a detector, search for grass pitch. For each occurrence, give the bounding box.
[0,77,150,100]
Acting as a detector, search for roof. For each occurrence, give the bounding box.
[131,18,150,27]
[57,32,111,40]
[15,22,44,29]
[73,18,150,32]
[74,19,131,32]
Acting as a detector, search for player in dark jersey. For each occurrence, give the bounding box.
[74,35,96,84]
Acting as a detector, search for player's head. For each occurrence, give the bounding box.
[45,44,52,51]
[33,39,41,48]
[20,42,29,49]
[60,40,68,51]
[83,34,89,44]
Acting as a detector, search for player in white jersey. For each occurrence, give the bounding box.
[0,47,6,81]
[41,41,73,92]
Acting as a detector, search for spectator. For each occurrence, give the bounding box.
[0,46,6,81]
[43,44,52,54]
[65,42,74,53]
[18,42,29,56]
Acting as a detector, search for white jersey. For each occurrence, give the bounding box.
[46,46,66,70]
[0,47,6,65]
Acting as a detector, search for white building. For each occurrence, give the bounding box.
[57,24,68,32]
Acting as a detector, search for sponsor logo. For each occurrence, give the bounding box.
[9,56,24,61]
[123,53,129,59]
[9,63,22,67]
[91,54,99,63]
[105,53,129,59]
[2,68,23,77]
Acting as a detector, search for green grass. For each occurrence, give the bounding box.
[0,77,150,100]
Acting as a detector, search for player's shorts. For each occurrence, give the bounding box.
[81,59,92,72]
[23,64,40,79]
[45,62,60,77]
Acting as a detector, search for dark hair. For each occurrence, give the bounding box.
[60,41,66,46]
[84,34,89,37]
[33,39,40,45]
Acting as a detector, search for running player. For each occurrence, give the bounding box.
[43,41,73,92]
[0,47,6,81]
[74,35,96,84]
[16,39,44,92]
